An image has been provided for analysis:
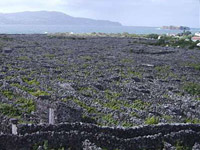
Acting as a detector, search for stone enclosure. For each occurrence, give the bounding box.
[0,34,200,149]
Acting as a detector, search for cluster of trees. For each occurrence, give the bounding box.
[146,32,199,49]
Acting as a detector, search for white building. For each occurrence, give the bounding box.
[195,32,200,37]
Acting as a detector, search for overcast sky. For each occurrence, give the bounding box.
[0,0,199,27]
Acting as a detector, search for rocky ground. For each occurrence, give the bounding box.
[0,34,200,128]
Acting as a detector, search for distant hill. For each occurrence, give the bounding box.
[0,11,122,26]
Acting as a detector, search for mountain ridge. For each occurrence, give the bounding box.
[0,11,122,26]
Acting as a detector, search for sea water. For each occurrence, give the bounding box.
[0,25,199,34]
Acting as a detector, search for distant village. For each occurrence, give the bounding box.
[164,31,200,41]
[159,26,200,48]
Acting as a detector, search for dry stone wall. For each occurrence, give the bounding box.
[0,123,199,150]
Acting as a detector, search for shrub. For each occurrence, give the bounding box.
[30,90,49,97]
[183,82,200,96]
[0,103,21,117]
[145,116,159,125]
[16,98,36,114]
[146,34,159,39]
[22,77,40,86]
[184,118,200,124]
[175,141,191,150]
[190,63,200,71]
[18,56,30,61]
[156,39,166,46]
[1,90,15,99]
[102,114,119,126]
[130,100,151,110]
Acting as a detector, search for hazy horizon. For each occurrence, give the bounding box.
[0,0,199,28]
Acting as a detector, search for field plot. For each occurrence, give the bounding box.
[0,34,200,126]
[0,34,200,149]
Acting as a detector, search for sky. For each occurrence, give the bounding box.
[0,0,199,28]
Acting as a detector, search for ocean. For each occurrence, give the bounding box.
[0,25,199,34]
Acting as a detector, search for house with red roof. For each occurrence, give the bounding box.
[192,36,200,42]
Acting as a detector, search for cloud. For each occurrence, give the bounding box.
[0,0,198,27]
[0,0,66,12]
